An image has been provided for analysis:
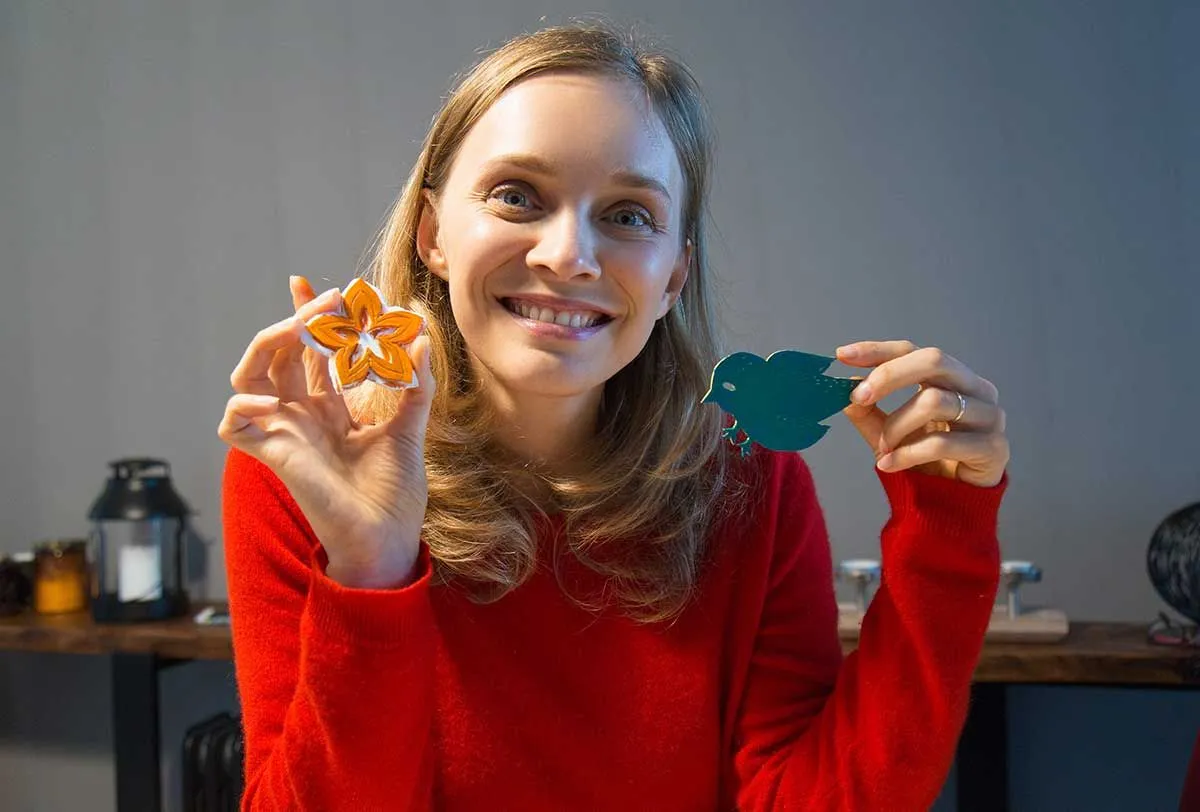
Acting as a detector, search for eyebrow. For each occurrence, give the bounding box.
[482,153,673,203]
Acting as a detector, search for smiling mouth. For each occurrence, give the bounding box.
[500,298,613,329]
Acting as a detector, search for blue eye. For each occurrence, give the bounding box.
[491,185,531,209]
[610,207,657,230]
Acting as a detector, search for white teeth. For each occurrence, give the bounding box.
[509,300,603,328]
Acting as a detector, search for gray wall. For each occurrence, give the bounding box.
[1,1,1197,810]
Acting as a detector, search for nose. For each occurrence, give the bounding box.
[525,209,601,280]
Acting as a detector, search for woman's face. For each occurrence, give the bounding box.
[418,72,690,402]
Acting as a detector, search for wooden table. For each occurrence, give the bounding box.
[950,624,1200,812]
[0,605,232,812]
[2,610,1198,812]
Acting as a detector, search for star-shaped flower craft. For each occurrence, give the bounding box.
[299,277,425,393]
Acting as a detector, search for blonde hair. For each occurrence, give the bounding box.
[351,21,750,623]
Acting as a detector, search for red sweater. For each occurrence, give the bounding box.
[222,446,1005,811]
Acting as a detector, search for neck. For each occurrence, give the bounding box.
[479,376,602,480]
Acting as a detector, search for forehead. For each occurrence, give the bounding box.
[449,72,683,196]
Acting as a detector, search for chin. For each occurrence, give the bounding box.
[494,355,613,399]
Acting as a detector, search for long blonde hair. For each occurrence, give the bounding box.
[351,21,749,623]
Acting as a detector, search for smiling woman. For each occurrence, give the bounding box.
[359,37,728,617]
[218,20,1010,812]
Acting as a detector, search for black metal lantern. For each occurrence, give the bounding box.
[88,458,191,622]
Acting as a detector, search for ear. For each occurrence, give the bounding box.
[656,238,692,319]
[416,189,448,280]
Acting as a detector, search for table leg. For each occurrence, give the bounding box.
[956,682,1009,811]
[112,653,163,812]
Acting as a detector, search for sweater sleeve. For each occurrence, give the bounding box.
[730,452,1006,811]
[222,448,437,812]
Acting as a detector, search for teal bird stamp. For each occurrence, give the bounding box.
[702,351,862,457]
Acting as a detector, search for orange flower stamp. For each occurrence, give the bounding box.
[299,277,425,393]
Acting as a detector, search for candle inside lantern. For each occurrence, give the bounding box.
[119,544,162,602]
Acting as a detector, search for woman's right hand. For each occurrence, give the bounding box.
[218,276,435,589]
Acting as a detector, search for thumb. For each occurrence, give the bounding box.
[842,400,887,458]
[383,335,436,442]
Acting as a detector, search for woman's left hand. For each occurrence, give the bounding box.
[835,340,1009,488]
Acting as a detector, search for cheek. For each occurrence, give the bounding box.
[442,216,523,305]
[449,212,523,264]
[611,246,676,317]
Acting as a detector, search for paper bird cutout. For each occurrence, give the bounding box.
[701,350,861,457]
[299,277,425,393]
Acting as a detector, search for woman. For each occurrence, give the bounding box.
[218,22,1009,811]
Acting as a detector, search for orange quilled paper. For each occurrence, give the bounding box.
[299,278,425,393]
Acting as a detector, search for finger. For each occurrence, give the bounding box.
[878,387,1005,455]
[842,399,888,458]
[836,340,919,367]
[295,286,342,321]
[382,335,436,441]
[230,287,341,397]
[877,430,1010,487]
[289,275,317,311]
[268,338,308,403]
[847,345,998,408]
[216,393,281,447]
[230,317,305,397]
[290,276,341,398]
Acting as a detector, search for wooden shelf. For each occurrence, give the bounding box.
[2,607,1198,686]
[0,604,233,661]
[964,622,1200,686]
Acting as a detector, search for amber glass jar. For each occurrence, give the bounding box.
[34,540,89,614]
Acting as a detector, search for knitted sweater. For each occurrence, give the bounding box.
[222,446,1005,811]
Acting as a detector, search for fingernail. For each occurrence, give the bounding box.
[853,382,873,404]
[838,345,860,359]
[289,275,300,285]
[876,453,893,471]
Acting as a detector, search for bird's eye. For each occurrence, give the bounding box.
[722,382,737,392]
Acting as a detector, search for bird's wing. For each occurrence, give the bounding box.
[763,350,836,376]
[753,351,857,423]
